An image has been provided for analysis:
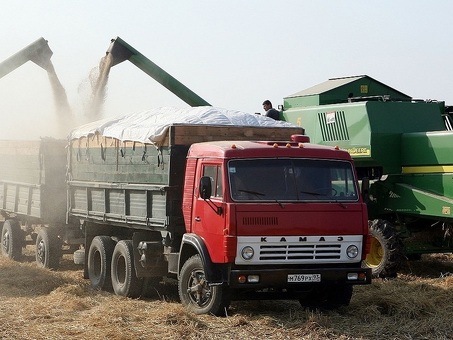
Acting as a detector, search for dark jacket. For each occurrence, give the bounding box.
[265,108,280,120]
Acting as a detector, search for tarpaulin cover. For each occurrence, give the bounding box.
[69,106,296,145]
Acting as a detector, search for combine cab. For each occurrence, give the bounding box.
[283,75,453,277]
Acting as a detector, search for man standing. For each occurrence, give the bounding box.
[262,100,280,120]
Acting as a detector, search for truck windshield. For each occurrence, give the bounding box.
[228,158,358,202]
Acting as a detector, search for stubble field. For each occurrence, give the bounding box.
[1,251,453,340]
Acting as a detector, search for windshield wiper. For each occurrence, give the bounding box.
[238,189,266,196]
[300,190,324,196]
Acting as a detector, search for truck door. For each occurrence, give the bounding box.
[192,163,227,263]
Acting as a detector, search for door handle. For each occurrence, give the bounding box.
[195,217,201,222]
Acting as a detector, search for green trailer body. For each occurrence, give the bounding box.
[282,75,453,276]
[0,139,67,224]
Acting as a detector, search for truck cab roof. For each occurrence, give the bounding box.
[187,140,352,161]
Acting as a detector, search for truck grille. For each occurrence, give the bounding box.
[243,216,278,226]
[260,244,341,260]
[235,235,363,265]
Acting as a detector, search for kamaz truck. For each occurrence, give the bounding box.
[282,75,453,277]
[0,107,371,315]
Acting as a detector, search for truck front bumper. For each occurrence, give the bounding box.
[228,266,371,289]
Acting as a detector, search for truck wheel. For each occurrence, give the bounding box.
[111,240,143,298]
[36,228,62,269]
[178,254,229,316]
[363,219,403,278]
[1,220,22,260]
[88,236,115,290]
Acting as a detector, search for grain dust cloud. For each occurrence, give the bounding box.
[0,38,115,140]
[46,61,75,137]
[79,53,114,122]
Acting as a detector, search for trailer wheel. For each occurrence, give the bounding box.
[300,285,353,310]
[111,240,143,298]
[363,219,403,278]
[178,254,229,316]
[88,236,116,290]
[36,228,62,269]
[1,220,22,260]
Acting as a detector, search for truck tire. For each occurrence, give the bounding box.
[300,285,353,309]
[1,220,22,260]
[35,227,62,269]
[88,236,115,290]
[363,219,403,278]
[111,240,143,298]
[178,254,229,316]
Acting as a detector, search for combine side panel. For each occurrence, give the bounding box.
[283,101,447,174]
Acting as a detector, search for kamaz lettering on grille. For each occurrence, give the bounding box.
[235,235,363,265]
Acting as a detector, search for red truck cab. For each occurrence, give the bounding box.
[179,136,371,315]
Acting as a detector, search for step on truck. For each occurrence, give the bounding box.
[1,107,371,315]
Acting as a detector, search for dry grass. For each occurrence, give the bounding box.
[1,253,453,340]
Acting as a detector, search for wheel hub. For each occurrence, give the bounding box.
[187,271,211,306]
[2,231,10,253]
[365,236,383,268]
[36,239,45,263]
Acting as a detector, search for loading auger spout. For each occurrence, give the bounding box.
[0,37,53,78]
[0,37,73,135]
[106,36,211,107]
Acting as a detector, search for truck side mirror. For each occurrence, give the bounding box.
[199,176,212,199]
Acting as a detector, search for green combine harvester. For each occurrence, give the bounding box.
[282,75,453,277]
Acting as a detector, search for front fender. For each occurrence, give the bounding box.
[178,233,229,284]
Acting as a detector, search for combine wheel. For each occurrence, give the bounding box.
[36,227,62,269]
[178,254,229,316]
[1,220,22,260]
[88,236,116,290]
[111,240,143,298]
[363,219,403,278]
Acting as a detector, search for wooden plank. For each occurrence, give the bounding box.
[170,125,304,146]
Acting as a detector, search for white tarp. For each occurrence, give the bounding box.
[69,106,296,145]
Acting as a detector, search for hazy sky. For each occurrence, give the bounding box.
[1,1,452,139]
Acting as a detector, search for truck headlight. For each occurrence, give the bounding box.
[241,246,254,260]
[346,245,359,258]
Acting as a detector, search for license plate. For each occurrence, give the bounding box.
[287,274,321,283]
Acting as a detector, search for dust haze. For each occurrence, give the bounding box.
[0,52,111,141]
